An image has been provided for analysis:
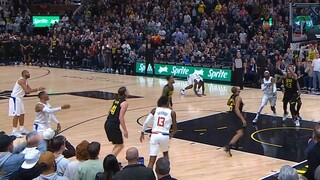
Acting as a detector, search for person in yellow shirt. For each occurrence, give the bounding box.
[197,1,206,14]
[307,44,317,62]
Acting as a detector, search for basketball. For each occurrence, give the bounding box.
[153,35,161,44]
[262,22,270,31]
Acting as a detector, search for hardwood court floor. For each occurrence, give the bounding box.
[1,66,320,180]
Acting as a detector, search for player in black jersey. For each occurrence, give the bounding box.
[105,86,129,157]
[282,66,302,127]
[162,75,175,108]
[224,86,246,157]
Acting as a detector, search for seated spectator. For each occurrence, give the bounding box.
[155,157,177,180]
[45,129,75,159]
[34,151,68,180]
[115,147,156,180]
[96,154,120,180]
[64,140,89,180]
[278,165,299,180]
[52,135,70,176]
[10,148,42,180]
[305,124,320,180]
[13,131,47,154]
[76,142,103,180]
[0,132,24,179]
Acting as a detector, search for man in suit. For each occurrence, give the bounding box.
[115,147,155,180]
[305,124,320,180]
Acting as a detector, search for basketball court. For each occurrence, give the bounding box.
[1,66,320,179]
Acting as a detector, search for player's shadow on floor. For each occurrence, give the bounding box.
[174,112,317,162]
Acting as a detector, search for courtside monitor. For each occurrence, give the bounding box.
[289,3,320,42]
[32,16,60,28]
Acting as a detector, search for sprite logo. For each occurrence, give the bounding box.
[33,19,48,24]
[208,69,229,79]
[32,16,60,27]
[171,66,189,76]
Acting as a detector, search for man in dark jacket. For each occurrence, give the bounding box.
[305,124,320,180]
[144,43,155,76]
[115,147,155,180]
[156,157,177,180]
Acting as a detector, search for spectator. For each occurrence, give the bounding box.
[312,54,320,92]
[96,154,120,180]
[244,57,258,86]
[9,148,42,180]
[34,151,68,180]
[76,142,103,180]
[12,131,47,154]
[64,140,89,180]
[278,165,299,180]
[115,147,156,180]
[51,135,70,176]
[303,61,313,90]
[155,157,177,180]
[305,125,320,180]
[0,132,24,179]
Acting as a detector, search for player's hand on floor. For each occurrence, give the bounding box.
[123,130,128,138]
[61,104,71,109]
[57,123,61,132]
[140,134,144,143]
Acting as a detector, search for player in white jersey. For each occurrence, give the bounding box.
[140,96,177,169]
[252,71,277,124]
[180,72,205,97]
[9,70,45,138]
[34,91,70,136]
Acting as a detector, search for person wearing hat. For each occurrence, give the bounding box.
[34,151,68,180]
[9,148,42,180]
[0,133,25,179]
[12,131,47,155]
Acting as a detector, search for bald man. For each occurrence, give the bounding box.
[9,70,45,138]
[115,147,156,180]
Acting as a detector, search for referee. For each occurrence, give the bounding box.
[105,86,129,157]
[232,50,244,90]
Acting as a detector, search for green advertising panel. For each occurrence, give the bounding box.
[32,16,60,28]
[135,62,232,82]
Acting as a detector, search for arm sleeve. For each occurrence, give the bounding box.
[273,83,277,93]
[261,83,267,91]
[63,140,76,158]
[43,106,62,114]
[49,114,59,124]
[141,113,154,132]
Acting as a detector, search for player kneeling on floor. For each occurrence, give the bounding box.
[180,73,205,97]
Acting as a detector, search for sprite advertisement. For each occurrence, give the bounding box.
[32,16,60,28]
[135,62,232,82]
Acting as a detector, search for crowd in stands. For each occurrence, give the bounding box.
[0,129,176,180]
[0,0,295,75]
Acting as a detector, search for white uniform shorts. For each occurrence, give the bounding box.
[8,97,25,116]
[33,123,50,136]
[187,76,203,86]
[150,132,170,156]
[261,94,277,107]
